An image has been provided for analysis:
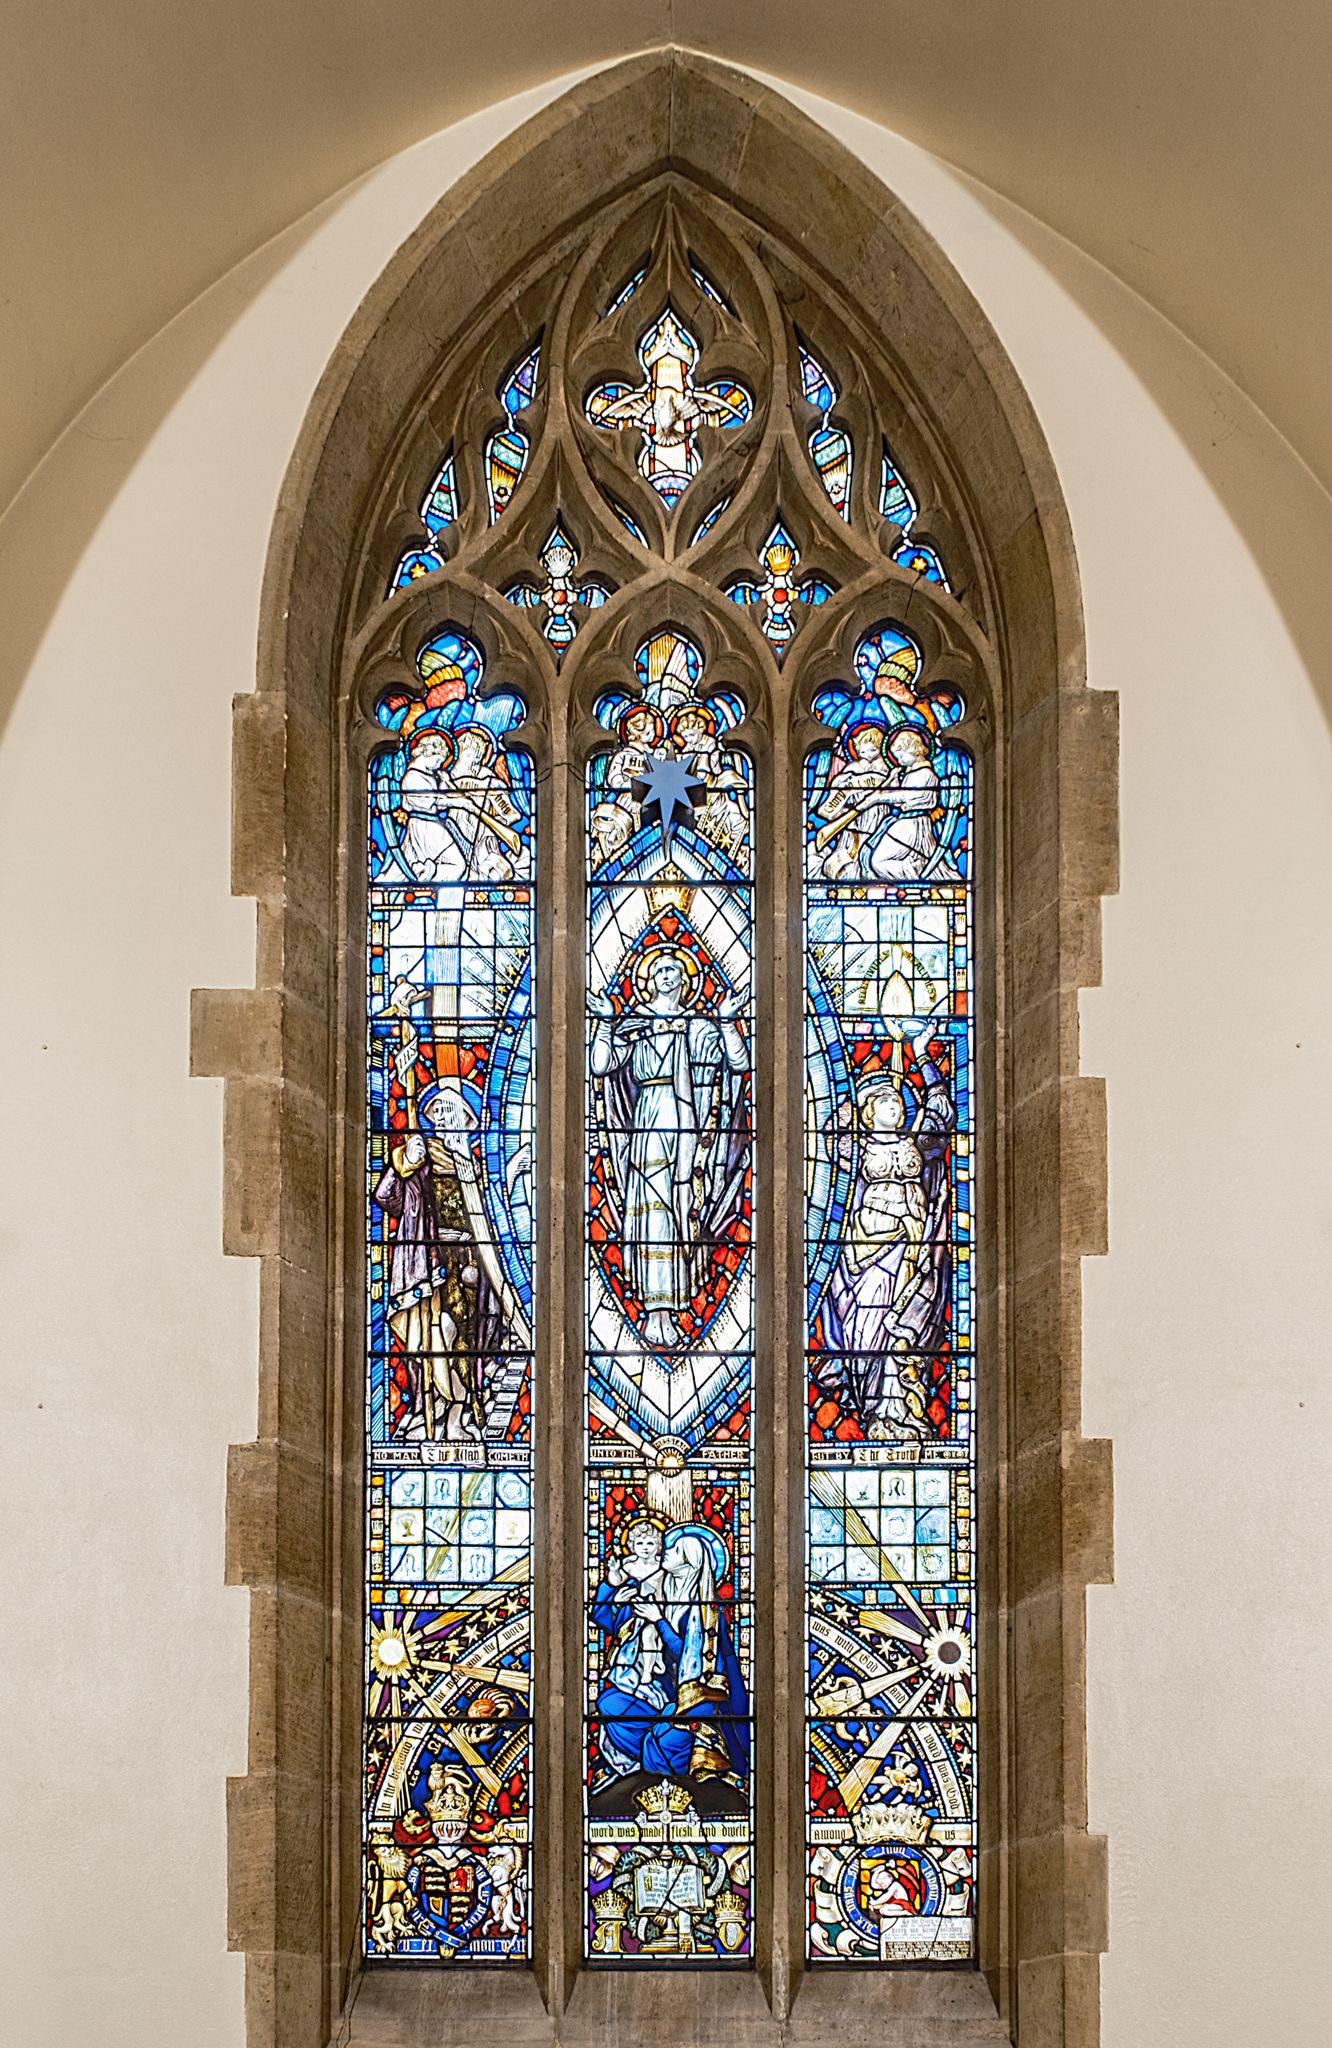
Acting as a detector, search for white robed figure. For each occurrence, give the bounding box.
[390,724,526,883]
[589,948,747,1349]
[813,725,961,883]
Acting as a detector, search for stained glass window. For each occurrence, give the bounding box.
[726,518,833,652]
[363,629,537,1961]
[486,342,541,523]
[688,251,731,309]
[690,495,731,546]
[606,494,648,544]
[388,449,459,594]
[358,201,982,1980]
[881,438,952,589]
[603,254,650,317]
[583,630,755,1961]
[879,442,918,531]
[504,522,612,654]
[802,625,975,1962]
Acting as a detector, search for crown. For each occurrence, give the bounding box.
[425,1768,473,1829]
[636,1780,694,1819]
[644,880,696,919]
[853,1800,932,1847]
[764,539,796,575]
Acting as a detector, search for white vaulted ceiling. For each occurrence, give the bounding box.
[3,2,1329,518]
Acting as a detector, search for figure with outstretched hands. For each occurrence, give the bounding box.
[589,950,747,1349]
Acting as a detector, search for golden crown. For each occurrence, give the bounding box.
[425,1769,473,1827]
[636,1780,694,1819]
[853,1801,932,1847]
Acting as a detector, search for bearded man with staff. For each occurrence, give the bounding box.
[373,978,530,1439]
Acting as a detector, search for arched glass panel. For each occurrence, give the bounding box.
[363,630,537,1961]
[485,341,541,522]
[583,630,756,1962]
[351,172,990,1982]
[798,337,853,518]
[802,628,976,1962]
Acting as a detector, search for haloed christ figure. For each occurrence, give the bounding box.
[587,947,748,1349]
[590,1517,749,1820]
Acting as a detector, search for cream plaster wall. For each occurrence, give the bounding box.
[1,66,1328,2048]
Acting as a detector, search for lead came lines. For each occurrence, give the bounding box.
[583,630,757,1963]
[355,203,977,1973]
[802,635,977,1963]
[362,630,538,1962]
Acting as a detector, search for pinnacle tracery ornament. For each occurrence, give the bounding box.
[726,519,834,654]
[504,524,611,654]
[586,308,751,505]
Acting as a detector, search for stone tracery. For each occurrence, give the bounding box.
[209,55,1115,2048]
[354,179,990,1974]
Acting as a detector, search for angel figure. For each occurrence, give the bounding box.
[392,724,525,884]
[813,723,959,883]
[820,1027,956,1437]
[811,724,896,880]
[446,724,525,880]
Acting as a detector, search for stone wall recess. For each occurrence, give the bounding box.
[191,49,1117,2048]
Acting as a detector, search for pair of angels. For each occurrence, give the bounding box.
[813,722,960,883]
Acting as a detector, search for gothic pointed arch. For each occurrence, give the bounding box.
[194,50,1116,2048]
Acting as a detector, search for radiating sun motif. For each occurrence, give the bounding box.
[370,1622,414,1681]
[921,1625,970,1674]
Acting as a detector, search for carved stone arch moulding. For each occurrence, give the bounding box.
[191,50,1116,2048]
